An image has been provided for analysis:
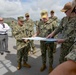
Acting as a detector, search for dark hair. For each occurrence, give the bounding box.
[72,7,76,13]
[50,10,54,13]
[26,15,29,17]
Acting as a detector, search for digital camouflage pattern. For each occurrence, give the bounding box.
[17,46,30,63]
[54,16,76,63]
[13,23,30,63]
[49,16,58,53]
[34,21,39,31]
[24,19,34,37]
[65,42,76,62]
[49,16,58,23]
[10,21,17,37]
[13,23,29,50]
[38,19,57,37]
[24,19,35,51]
[37,19,57,67]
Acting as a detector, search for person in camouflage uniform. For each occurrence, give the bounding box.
[34,19,43,34]
[65,41,76,62]
[24,13,36,54]
[49,39,76,75]
[10,21,17,37]
[49,1,76,75]
[33,10,57,73]
[49,10,58,53]
[49,10,58,23]
[65,0,76,57]
[47,2,76,64]
[13,16,31,70]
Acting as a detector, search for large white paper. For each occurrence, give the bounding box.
[22,37,57,42]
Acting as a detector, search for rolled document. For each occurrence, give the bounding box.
[22,37,57,42]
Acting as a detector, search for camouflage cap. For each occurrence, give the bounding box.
[41,10,48,18]
[61,2,72,12]
[18,16,24,21]
[50,10,54,13]
[25,13,29,16]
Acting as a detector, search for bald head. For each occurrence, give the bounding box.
[0,17,3,21]
[0,17,3,24]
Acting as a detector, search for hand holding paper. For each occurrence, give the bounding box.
[57,39,65,43]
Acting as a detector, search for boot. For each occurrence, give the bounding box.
[23,62,31,68]
[48,66,53,73]
[17,62,21,70]
[40,64,46,72]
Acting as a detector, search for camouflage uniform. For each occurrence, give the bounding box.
[49,16,58,53]
[54,16,76,63]
[49,16,58,23]
[65,23,76,62]
[34,21,39,31]
[37,19,57,67]
[65,41,76,62]
[24,18,35,53]
[13,22,30,63]
[10,21,17,37]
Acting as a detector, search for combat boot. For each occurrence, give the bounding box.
[40,64,46,72]
[17,62,21,70]
[48,66,53,73]
[23,62,31,68]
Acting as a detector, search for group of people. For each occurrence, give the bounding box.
[12,1,76,75]
[11,13,36,70]
[0,0,76,75]
[10,9,58,73]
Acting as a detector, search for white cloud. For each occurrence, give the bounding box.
[0,0,67,20]
[22,0,66,20]
[0,0,23,19]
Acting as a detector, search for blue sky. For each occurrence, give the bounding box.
[0,0,73,20]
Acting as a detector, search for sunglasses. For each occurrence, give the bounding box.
[26,16,29,17]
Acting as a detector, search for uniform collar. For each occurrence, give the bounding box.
[44,19,52,24]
